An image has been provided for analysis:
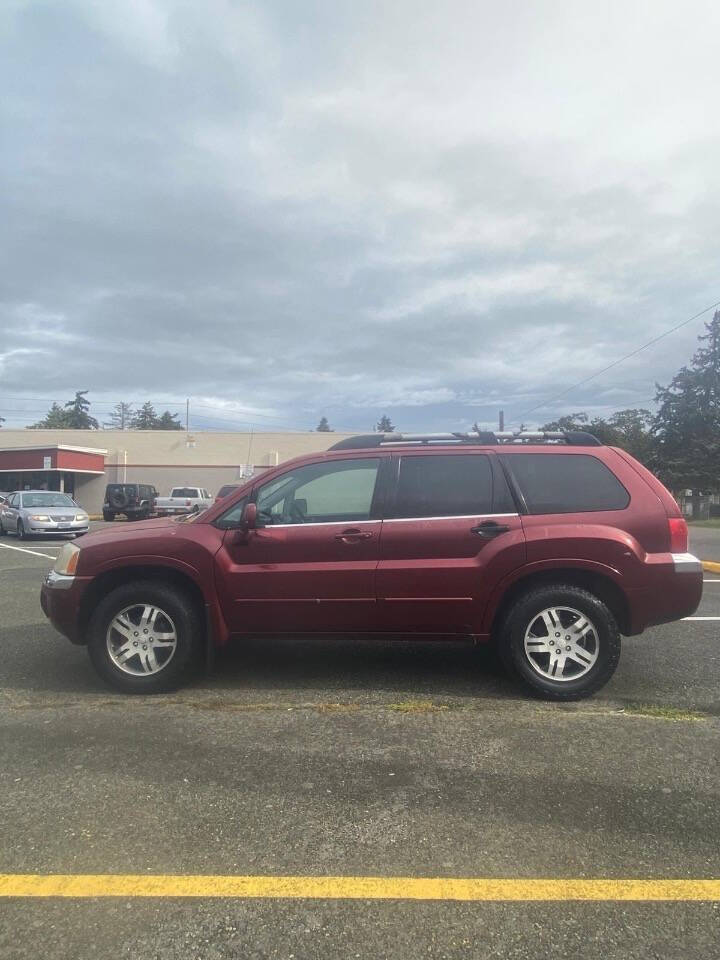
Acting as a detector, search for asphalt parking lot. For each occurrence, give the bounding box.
[1,522,719,959]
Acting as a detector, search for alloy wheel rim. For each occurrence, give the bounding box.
[106,603,177,676]
[523,606,599,682]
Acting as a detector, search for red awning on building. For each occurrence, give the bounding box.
[0,445,106,475]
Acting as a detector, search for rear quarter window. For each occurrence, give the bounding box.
[506,453,630,514]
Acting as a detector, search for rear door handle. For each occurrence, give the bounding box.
[470,520,510,538]
[335,528,373,542]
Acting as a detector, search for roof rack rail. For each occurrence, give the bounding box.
[329,430,602,450]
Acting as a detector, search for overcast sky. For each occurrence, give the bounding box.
[1,0,719,433]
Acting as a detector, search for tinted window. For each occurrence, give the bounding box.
[172,488,199,498]
[255,458,380,525]
[391,454,493,518]
[507,454,629,513]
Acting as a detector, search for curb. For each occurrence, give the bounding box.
[702,561,720,574]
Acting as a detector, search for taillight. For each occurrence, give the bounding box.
[668,517,688,553]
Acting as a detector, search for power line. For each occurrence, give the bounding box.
[509,297,720,425]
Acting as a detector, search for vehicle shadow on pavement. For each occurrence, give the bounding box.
[4,625,520,701]
[209,635,517,701]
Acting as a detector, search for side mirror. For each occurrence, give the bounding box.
[240,501,257,531]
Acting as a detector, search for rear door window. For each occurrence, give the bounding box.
[506,453,630,513]
[389,454,494,518]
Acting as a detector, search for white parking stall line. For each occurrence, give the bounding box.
[683,616,720,621]
[703,579,720,583]
[0,542,57,560]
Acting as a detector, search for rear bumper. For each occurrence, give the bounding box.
[40,573,92,645]
[626,552,703,634]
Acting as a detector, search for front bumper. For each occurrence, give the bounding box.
[40,572,92,644]
[27,520,89,535]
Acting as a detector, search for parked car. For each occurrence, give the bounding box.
[1,490,89,539]
[215,484,242,501]
[41,430,702,699]
[155,487,213,516]
[103,483,158,522]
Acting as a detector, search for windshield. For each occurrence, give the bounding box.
[21,493,75,508]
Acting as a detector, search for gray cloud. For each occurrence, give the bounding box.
[1,0,719,432]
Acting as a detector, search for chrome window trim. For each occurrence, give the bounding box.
[385,513,519,523]
[261,513,519,528]
[260,519,382,529]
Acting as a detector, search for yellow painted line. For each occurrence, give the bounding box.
[702,560,720,574]
[0,875,719,901]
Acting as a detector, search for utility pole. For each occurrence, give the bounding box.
[498,409,505,431]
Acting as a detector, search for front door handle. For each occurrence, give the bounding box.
[470,520,510,538]
[335,528,373,542]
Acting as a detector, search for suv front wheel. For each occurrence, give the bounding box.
[87,580,202,693]
[500,584,621,700]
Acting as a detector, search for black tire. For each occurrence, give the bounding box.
[109,490,128,509]
[498,584,621,701]
[103,511,115,522]
[0,519,6,536]
[16,519,26,540]
[87,580,203,694]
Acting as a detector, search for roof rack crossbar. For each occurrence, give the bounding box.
[329,430,601,450]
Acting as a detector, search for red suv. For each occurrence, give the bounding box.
[41,430,702,700]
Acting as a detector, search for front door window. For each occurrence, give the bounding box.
[254,458,381,525]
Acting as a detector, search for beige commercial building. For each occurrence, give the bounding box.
[0,429,354,514]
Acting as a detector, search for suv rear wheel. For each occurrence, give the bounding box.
[499,584,621,700]
[102,510,115,522]
[87,580,202,693]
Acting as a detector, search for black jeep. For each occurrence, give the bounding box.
[103,483,158,522]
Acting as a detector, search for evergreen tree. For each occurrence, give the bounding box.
[652,311,720,499]
[104,402,134,430]
[375,414,395,432]
[30,402,73,429]
[156,410,184,430]
[130,402,159,430]
[63,391,98,429]
[316,417,332,432]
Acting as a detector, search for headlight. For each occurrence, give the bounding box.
[29,514,51,521]
[75,514,88,521]
[54,542,81,576]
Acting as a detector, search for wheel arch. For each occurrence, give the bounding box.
[78,565,208,645]
[489,567,631,639]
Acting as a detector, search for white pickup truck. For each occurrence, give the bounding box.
[155,486,214,516]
